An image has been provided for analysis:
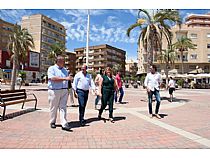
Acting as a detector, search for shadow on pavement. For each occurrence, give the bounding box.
[66,116,127,128]
[0,108,40,121]
[116,101,129,104]
[31,89,48,91]
[161,97,191,103]
[159,113,168,118]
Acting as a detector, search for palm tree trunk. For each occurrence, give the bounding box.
[181,50,184,74]
[147,41,154,72]
[10,58,17,90]
[165,64,169,87]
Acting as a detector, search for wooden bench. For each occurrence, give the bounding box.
[0,89,37,120]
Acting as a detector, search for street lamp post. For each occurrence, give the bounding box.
[86,10,90,67]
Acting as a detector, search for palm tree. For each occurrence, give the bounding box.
[127,9,181,72]
[8,24,34,90]
[158,48,177,85]
[48,42,66,62]
[173,36,197,74]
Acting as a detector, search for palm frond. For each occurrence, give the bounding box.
[126,23,142,37]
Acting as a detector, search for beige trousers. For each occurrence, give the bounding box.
[69,88,75,105]
[48,89,68,127]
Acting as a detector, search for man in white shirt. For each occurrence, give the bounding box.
[144,65,162,119]
[72,64,96,126]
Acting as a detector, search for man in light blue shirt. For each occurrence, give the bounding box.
[48,55,72,131]
[72,64,95,126]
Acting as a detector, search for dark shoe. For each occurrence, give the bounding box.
[98,114,102,120]
[109,117,115,123]
[62,124,71,131]
[80,120,86,126]
[50,123,56,129]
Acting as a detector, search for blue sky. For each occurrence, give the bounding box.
[1,9,210,61]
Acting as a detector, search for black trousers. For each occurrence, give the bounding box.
[99,89,114,118]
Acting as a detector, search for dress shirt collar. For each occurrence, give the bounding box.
[55,64,63,70]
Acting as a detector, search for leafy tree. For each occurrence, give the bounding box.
[112,64,122,75]
[48,42,66,62]
[158,48,177,85]
[8,24,34,90]
[173,36,197,74]
[127,9,181,71]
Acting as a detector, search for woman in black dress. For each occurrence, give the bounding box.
[98,67,118,122]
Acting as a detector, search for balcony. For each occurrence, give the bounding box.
[42,23,66,36]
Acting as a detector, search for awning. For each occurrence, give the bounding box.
[168,69,178,75]
[188,68,204,74]
[136,71,147,75]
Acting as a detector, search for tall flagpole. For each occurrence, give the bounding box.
[86,9,90,67]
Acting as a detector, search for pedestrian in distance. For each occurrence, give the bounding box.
[94,69,103,109]
[68,72,76,107]
[72,64,96,126]
[115,71,124,104]
[168,77,176,102]
[48,55,72,131]
[144,64,162,119]
[98,67,118,123]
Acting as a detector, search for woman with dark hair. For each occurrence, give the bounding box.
[98,67,118,123]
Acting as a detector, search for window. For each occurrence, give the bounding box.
[204,65,209,70]
[207,44,210,49]
[189,65,196,69]
[190,54,197,59]
[208,54,210,59]
[207,33,210,38]
[175,65,179,69]
[190,33,197,39]
[6,60,10,67]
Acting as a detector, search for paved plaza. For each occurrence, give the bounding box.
[0,83,210,149]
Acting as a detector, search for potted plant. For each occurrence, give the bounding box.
[177,79,184,89]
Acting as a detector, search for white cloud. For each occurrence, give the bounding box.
[120,9,138,17]
[106,16,121,27]
[57,9,139,46]
[63,9,107,17]
[0,9,32,24]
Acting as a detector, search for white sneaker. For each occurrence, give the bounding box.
[155,114,161,119]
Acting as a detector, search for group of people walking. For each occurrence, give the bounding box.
[47,55,124,131]
[47,55,175,131]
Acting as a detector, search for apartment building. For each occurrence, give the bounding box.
[74,44,126,74]
[0,19,15,79]
[65,51,76,75]
[0,19,15,50]
[139,13,210,74]
[125,59,138,76]
[21,14,66,74]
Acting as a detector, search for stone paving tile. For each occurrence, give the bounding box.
[0,110,207,149]
[149,93,210,140]
[1,84,210,149]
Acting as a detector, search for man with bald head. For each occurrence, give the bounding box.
[48,55,72,131]
[72,64,95,126]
